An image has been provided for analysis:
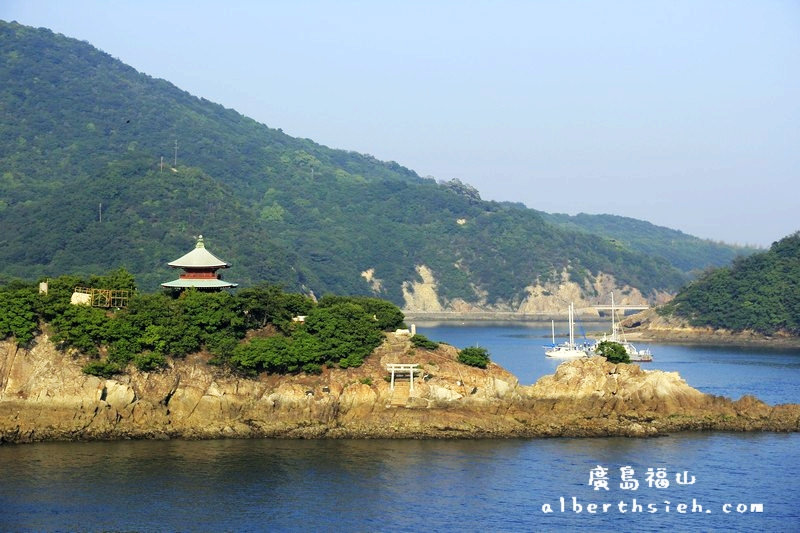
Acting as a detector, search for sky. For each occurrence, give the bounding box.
[3,1,799,246]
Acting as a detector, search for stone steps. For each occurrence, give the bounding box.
[389,381,410,406]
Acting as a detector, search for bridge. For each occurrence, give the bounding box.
[592,305,649,312]
[404,305,651,321]
[592,305,649,315]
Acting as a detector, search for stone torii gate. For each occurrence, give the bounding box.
[386,363,422,393]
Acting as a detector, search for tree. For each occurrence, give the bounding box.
[458,346,490,368]
[595,341,630,364]
[87,267,137,291]
[410,334,439,350]
[0,284,38,346]
[50,304,110,355]
[318,295,405,331]
[304,302,384,368]
[236,284,312,333]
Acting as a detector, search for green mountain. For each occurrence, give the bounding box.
[0,21,752,307]
[661,232,800,335]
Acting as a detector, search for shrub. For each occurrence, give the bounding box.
[410,334,439,350]
[302,363,322,375]
[458,346,490,368]
[82,360,121,378]
[107,338,139,366]
[230,336,291,375]
[50,305,110,355]
[133,352,167,372]
[595,341,630,364]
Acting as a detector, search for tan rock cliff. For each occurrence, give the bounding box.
[397,264,659,314]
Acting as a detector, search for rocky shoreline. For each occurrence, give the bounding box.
[1,334,798,444]
[618,308,800,348]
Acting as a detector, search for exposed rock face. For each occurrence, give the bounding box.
[401,265,444,312]
[1,335,798,443]
[360,268,383,293]
[399,265,658,314]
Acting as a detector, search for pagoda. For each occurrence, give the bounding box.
[161,235,238,291]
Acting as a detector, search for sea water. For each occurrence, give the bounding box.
[417,321,800,405]
[1,323,799,532]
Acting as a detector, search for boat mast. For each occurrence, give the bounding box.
[611,292,618,342]
[569,302,575,348]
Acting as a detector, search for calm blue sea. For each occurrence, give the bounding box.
[417,320,800,405]
[1,323,799,532]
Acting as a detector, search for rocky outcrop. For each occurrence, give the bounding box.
[1,334,798,443]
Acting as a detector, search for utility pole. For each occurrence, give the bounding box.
[160,156,164,173]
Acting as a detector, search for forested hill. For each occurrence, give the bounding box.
[661,232,800,335]
[0,21,751,307]
[540,212,759,274]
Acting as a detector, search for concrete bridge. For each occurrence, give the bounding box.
[592,305,649,316]
[404,305,651,322]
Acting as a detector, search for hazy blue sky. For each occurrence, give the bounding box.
[4,1,799,246]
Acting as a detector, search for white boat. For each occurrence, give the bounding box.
[596,293,653,362]
[545,302,590,358]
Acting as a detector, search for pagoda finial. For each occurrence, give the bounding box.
[196,235,205,248]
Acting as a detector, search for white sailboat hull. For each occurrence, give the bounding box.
[544,302,590,358]
[545,346,588,358]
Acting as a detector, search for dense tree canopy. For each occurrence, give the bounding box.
[661,232,800,335]
[0,283,38,345]
[0,270,407,377]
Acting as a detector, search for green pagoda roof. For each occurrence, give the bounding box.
[167,235,230,268]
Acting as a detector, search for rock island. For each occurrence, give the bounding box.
[2,333,798,444]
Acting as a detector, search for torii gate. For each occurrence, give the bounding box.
[386,363,422,392]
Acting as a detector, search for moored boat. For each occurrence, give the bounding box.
[595,293,653,362]
[545,302,591,358]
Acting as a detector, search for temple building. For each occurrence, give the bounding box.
[161,235,238,291]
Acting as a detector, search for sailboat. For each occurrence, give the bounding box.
[596,293,653,362]
[545,302,590,358]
